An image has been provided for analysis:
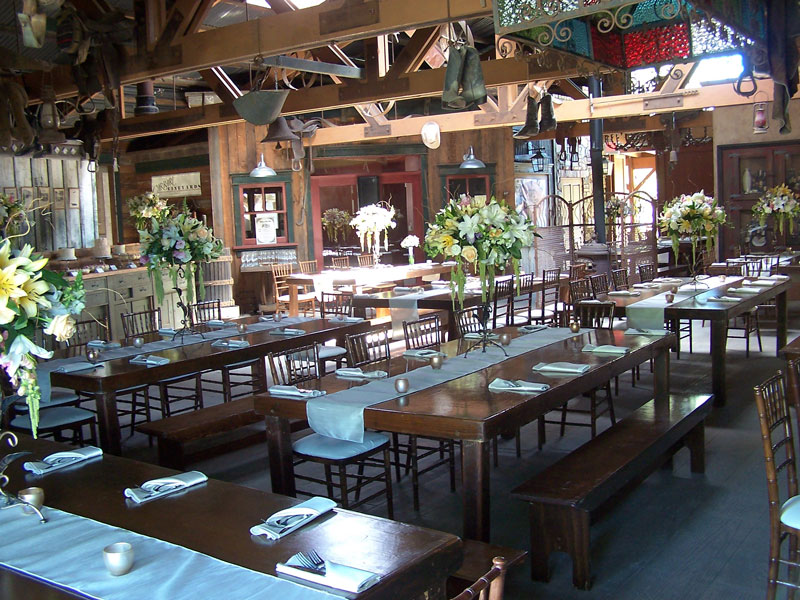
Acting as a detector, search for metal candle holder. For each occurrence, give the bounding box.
[463,302,508,358]
[0,431,47,523]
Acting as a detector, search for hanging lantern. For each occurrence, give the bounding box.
[531,148,547,172]
[753,102,769,134]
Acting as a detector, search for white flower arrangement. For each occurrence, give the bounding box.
[658,191,725,266]
[753,184,800,234]
[350,203,396,264]
[400,235,419,249]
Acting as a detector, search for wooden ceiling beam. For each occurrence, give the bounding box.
[199,67,242,104]
[385,26,440,78]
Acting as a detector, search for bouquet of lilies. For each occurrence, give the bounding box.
[659,191,725,266]
[753,184,800,234]
[128,192,170,231]
[350,202,396,263]
[0,240,85,436]
[139,206,223,304]
[400,234,419,264]
[424,194,537,307]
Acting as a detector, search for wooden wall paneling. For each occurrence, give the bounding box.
[79,160,97,246]
[31,159,49,250]
[14,158,36,248]
[48,159,64,251]
[64,163,83,248]
[95,167,110,239]
[0,157,15,200]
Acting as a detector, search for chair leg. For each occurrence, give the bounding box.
[755,313,763,353]
[448,440,456,492]
[589,391,597,439]
[515,427,521,457]
[410,436,420,511]
[391,433,402,482]
[383,448,394,520]
[338,464,349,509]
[560,404,568,437]
[221,368,232,403]
[324,464,334,500]
[537,416,546,450]
[606,383,616,425]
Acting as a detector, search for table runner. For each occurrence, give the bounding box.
[387,288,450,336]
[37,317,313,402]
[0,504,338,600]
[625,277,732,331]
[306,327,582,443]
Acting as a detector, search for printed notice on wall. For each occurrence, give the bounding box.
[151,172,202,198]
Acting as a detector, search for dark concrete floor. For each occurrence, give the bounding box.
[122,312,800,600]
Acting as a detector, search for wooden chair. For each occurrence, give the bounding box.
[538,301,616,449]
[271,263,316,315]
[331,256,350,269]
[121,308,204,419]
[316,291,352,373]
[299,259,318,274]
[403,315,442,349]
[568,263,587,281]
[456,306,485,337]
[189,300,267,404]
[10,405,97,447]
[637,263,656,283]
[611,268,629,291]
[725,260,746,276]
[533,269,565,326]
[492,277,515,328]
[589,273,609,296]
[267,344,394,517]
[357,254,375,268]
[345,325,391,367]
[512,273,535,325]
[450,557,508,600]
[569,278,594,305]
[754,372,800,600]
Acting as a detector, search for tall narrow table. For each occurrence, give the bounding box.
[50,317,369,455]
[254,327,674,542]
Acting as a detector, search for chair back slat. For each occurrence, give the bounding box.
[611,268,629,291]
[403,315,441,350]
[299,260,318,274]
[574,301,615,330]
[450,557,508,600]
[492,277,515,327]
[267,344,321,385]
[190,299,222,324]
[539,269,561,323]
[569,278,593,304]
[121,308,161,340]
[725,260,745,276]
[589,273,609,296]
[62,316,110,356]
[357,254,375,268]
[331,256,350,269]
[320,291,354,318]
[568,263,587,281]
[346,326,391,367]
[637,263,656,283]
[270,263,293,299]
[456,307,485,336]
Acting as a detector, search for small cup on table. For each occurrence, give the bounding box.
[237,322,248,334]
[132,337,144,349]
[430,355,444,370]
[18,487,44,514]
[103,542,134,576]
[394,378,409,394]
[499,333,512,346]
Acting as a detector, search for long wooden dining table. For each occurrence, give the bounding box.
[253,326,675,542]
[50,316,370,456]
[2,435,462,600]
[595,275,790,406]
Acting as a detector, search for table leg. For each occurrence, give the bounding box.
[288,283,299,317]
[461,440,490,542]
[710,319,728,407]
[777,290,788,353]
[266,415,296,496]
[93,390,121,456]
[653,347,670,402]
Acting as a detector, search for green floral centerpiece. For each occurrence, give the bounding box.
[350,202,396,266]
[605,196,633,221]
[128,192,170,231]
[138,205,223,306]
[752,184,800,234]
[321,208,351,245]
[0,192,28,237]
[658,191,726,271]
[424,195,537,308]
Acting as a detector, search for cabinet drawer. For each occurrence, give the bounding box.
[132,284,152,299]
[84,277,106,291]
[84,290,108,307]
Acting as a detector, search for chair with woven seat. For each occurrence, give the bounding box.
[589,273,610,296]
[538,301,616,449]
[637,262,657,283]
[533,268,566,326]
[316,291,352,373]
[450,557,508,600]
[190,299,267,403]
[121,308,204,419]
[267,343,394,517]
[271,263,316,316]
[62,316,151,438]
[403,314,443,349]
[331,256,350,269]
[611,268,629,290]
[754,372,800,600]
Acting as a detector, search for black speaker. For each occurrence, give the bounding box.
[357,176,379,208]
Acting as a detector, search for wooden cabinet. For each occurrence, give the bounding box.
[720,142,800,257]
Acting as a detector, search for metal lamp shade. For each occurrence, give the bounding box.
[233,89,290,126]
[459,146,485,169]
[261,117,300,143]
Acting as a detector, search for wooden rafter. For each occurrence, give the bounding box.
[200,67,242,104]
[385,26,441,77]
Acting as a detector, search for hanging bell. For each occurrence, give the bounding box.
[260,117,300,144]
[753,102,769,134]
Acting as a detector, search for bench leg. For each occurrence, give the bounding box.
[529,503,592,589]
[686,422,706,474]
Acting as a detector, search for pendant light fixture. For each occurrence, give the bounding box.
[459,146,485,169]
[531,148,547,172]
[249,153,276,178]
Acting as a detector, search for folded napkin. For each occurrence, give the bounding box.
[259,316,275,322]
[532,362,591,374]
[51,361,100,374]
[250,497,336,541]
[518,324,548,333]
[624,328,670,336]
[124,471,207,504]
[211,339,250,349]
[335,367,387,379]
[23,446,102,475]
[158,327,177,336]
[711,262,727,267]
[488,378,550,393]
[749,279,777,286]
[206,319,234,327]
[607,290,641,297]
[402,348,445,359]
[393,286,412,293]
[129,354,170,367]
[269,328,306,336]
[276,555,380,594]
[464,332,499,340]
[330,316,364,323]
[765,274,791,280]
[632,283,660,289]
[653,277,682,283]
[431,280,450,286]
[577,299,603,304]
[582,343,629,355]
[708,296,741,303]
[729,287,761,295]
[269,385,326,398]
[87,340,121,349]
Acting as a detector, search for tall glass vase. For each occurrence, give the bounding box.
[372,237,381,266]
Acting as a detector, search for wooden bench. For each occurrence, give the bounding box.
[137,397,307,469]
[446,540,527,598]
[512,393,713,590]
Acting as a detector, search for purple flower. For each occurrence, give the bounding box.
[140,255,150,265]
[173,250,188,262]
[474,232,483,240]
[175,239,186,250]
